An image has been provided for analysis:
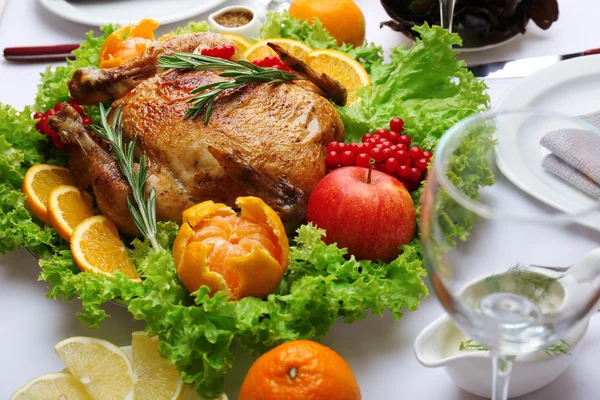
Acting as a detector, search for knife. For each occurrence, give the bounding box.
[468,48,600,79]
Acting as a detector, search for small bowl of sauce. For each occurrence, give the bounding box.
[208,6,261,41]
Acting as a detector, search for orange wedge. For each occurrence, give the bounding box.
[22,164,76,224]
[243,38,312,62]
[223,33,253,53]
[306,49,371,104]
[71,215,141,282]
[48,185,95,242]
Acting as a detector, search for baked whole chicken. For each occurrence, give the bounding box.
[49,32,345,235]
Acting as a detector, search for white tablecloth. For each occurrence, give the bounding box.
[1,0,599,399]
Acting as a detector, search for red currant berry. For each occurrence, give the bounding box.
[52,135,65,148]
[385,157,399,174]
[201,47,214,56]
[409,167,422,183]
[34,120,45,134]
[67,98,77,105]
[423,151,433,160]
[351,143,365,155]
[374,143,386,149]
[327,141,339,153]
[83,117,93,126]
[73,104,84,116]
[33,112,43,119]
[374,162,386,172]
[369,147,386,162]
[221,44,235,59]
[54,102,64,112]
[372,134,381,141]
[395,150,410,165]
[415,158,429,173]
[252,59,265,67]
[382,148,394,160]
[46,128,59,137]
[387,131,400,144]
[362,133,373,143]
[45,108,56,117]
[398,164,411,179]
[401,180,411,191]
[375,129,390,139]
[264,55,280,67]
[380,140,393,148]
[390,117,404,132]
[326,150,341,170]
[409,146,424,160]
[398,135,411,147]
[356,153,371,168]
[340,150,355,166]
[337,143,347,152]
[367,138,378,145]
[395,143,407,152]
[362,142,374,153]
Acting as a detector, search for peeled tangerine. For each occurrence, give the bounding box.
[173,197,289,301]
[99,19,160,68]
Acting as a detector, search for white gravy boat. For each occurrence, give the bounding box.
[414,313,589,398]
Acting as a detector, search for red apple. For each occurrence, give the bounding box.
[306,166,416,261]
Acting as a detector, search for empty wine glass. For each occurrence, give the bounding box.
[439,0,457,32]
[421,110,600,400]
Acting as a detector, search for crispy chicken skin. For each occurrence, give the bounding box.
[52,32,344,235]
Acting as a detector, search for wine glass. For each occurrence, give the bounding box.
[420,110,600,400]
[439,0,457,32]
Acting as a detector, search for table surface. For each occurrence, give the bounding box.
[1,0,600,399]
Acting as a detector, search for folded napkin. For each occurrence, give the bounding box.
[540,111,600,199]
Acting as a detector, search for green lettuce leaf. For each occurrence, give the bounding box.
[338,24,490,148]
[170,21,211,35]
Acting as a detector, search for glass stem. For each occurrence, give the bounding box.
[491,352,515,400]
[439,0,456,32]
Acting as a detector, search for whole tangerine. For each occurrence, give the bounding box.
[239,340,361,400]
[289,0,366,47]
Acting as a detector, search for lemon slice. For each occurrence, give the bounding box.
[55,337,135,400]
[222,33,252,53]
[306,49,371,104]
[131,331,183,400]
[10,372,91,400]
[243,38,313,62]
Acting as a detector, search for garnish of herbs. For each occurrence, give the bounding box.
[157,52,304,123]
[459,339,571,356]
[91,104,160,249]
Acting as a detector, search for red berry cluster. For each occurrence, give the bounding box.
[200,44,236,60]
[33,99,92,148]
[326,117,433,191]
[251,55,295,73]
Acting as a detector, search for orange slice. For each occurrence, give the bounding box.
[306,49,371,104]
[22,164,76,224]
[243,38,312,62]
[222,33,252,53]
[71,216,141,282]
[48,185,95,242]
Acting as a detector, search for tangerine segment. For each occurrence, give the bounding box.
[22,164,76,224]
[243,38,313,62]
[71,216,141,282]
[239,340,361,400]
[173,196,288,300]
[99,19,159,68]
[48,185,95,242]
[306,49,371,104]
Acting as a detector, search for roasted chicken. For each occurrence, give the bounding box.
[50,32,345,235]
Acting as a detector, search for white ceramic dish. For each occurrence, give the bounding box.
[398,31,519,53]
[414,313,589,398]
[494,55,600,232]
[208,5,262,42]
[38,0,228,26]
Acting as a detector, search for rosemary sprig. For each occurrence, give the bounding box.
[91,104,160,249]
[158,52,304,123]
[459,338,571,356]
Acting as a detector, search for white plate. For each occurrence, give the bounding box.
[38,0,228,26]
[494,54,600,231]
